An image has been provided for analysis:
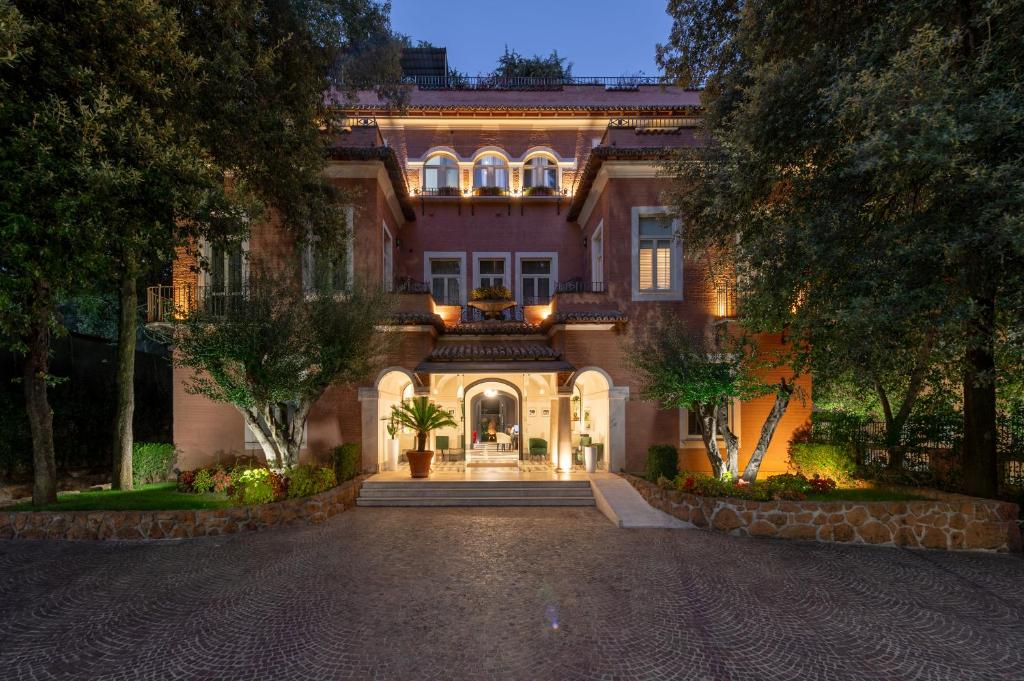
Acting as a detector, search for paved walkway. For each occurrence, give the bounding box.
[1,507,1022,680]
[590,472,691,528]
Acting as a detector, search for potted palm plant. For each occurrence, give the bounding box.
[390,397,458,478]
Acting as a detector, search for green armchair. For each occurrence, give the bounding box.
[528,438,548,461]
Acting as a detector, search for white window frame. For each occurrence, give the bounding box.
[303,206,354,293]
[198,237,250,292]
[631,206,683,301]
[382,221,393,292]
[424,251,467,305]
[515,251,558,304]
[472,252,512,290]
[245,416,307,451]
[679,400,741,447]
[590,221,604,290]
[522,155,559,190]
[422,154,460,191]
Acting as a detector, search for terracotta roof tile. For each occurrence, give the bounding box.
[429,344,561,362]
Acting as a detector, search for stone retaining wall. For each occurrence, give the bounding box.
[624,474,1021,553]
[0,476,366,541]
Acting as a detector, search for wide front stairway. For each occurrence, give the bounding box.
[356,478,595,507]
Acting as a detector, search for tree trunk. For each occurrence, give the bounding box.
[741,379,794,482]
[111,267,137,490]
[697,403,725,478]
[962,293,998,498]
[23,318,57,506]
[716,402,739,477]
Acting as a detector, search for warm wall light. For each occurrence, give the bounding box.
[484,388,498,397]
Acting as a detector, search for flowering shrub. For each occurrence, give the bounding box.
[672,471,837,501]
[192,468,215,494]
[231,468,275,505]
[177,469,196,493]
[287,465,336,499]
[469,285,513,301]
[211,467,233,494]
[269,470,289,501]
[807,474,837,494]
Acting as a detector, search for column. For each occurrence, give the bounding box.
[556,388,573,472]
[357,387,380,473]
[608,386,629,473]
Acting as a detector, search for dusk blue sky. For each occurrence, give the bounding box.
[389,0,674,77]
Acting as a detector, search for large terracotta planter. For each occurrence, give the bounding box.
[467,299,516,320]
[406,450,434,478]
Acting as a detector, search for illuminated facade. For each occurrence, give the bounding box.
[160,71,812,476]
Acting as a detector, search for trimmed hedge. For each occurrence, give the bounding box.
[789,443,857,483]
[332,443,361,483]
[645,444,679,482]
[132,443,176,486]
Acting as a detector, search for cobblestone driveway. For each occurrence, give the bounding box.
[1,507,1022,681]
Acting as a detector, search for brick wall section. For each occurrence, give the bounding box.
[0,477,367,542]
[624,474,1022,553]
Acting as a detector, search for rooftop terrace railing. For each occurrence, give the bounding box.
[403,75,662,91]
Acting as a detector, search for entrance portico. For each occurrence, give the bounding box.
[361,366,627,476]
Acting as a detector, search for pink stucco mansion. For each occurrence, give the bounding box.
[152,49,812,477]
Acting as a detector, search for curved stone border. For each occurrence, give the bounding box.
[0,476,367,541]
[624,474,1021,553]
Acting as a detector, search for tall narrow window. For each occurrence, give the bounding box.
[591,224,604,291]
[209,242,244,296]
[638,215,674,291]
[382,225,393,291]
[478,258,505,288]
[423,155,459,192]
[520,259,552,304]
[473,154,509,192]
[523,156,558,190]
[431,259,461,305]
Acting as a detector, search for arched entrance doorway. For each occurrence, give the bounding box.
[464,378,522,464]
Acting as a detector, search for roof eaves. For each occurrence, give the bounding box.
[327,145,416,222]
[566,147,675,222]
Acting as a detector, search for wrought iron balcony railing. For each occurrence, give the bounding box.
[555,279,606,294]
[403,75,661,91]
[393,277,432,294]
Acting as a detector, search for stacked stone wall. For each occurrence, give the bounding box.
[0,477,366,542]
[624,474,1021,553]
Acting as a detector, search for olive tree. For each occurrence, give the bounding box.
[167,271,394,469]
[627,313,796,481]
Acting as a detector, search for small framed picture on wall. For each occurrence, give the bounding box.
[541,408,550,417]
[528,408,537,417]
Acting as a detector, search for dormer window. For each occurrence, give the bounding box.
[473,154,509,195]
[423,155,459,194]
[523,156,558,194]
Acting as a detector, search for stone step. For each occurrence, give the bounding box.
[359,486,594,499]
[356,493,598,503]
[362,480,591,491]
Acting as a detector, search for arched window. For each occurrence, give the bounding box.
[423,155,459,192]
[523,156,558,191]
[473,154,509,193]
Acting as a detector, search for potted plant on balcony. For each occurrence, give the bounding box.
[524,185,558,197]
[390,397,458,478]
[473,186,507,197]
[468,285,516,319]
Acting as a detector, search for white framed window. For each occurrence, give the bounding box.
[200,239,248,294]
[424,251,466,305]
[590,221,604,291]
[382,221,393,291]
[631,207,682,301]
[245,410,307,451]
[520,258,552,303]
[523,155,558,190]
[303,207,354,293]
[472,252,511,290]
[423,154,459,191]
[473,154,509,190]
[680,401,738,444]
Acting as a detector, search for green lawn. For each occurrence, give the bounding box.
[806,487,927,502]
[5,483,230,512]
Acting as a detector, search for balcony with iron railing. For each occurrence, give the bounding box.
[402,74,662,91]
